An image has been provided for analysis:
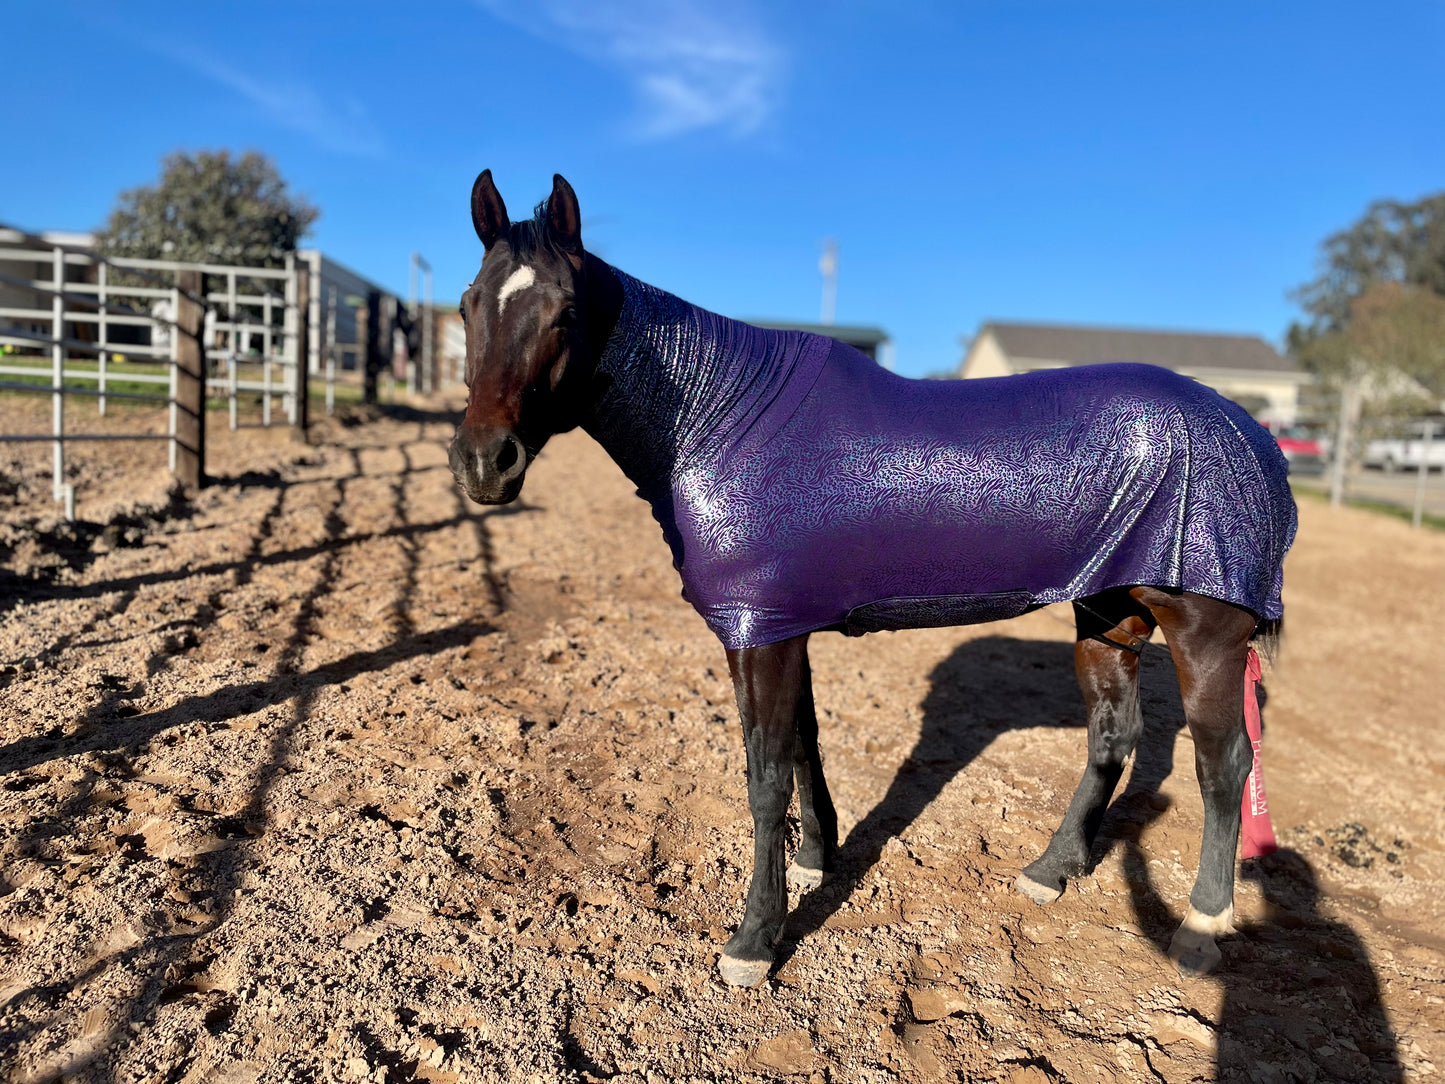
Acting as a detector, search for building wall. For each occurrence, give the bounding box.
[1180,369,1304,427]
[432,309,466,386]
[958,330,1013,378]
[300,250,395,374]
[959,330,1305,426]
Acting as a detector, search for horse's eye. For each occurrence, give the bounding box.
[555,307,576,329]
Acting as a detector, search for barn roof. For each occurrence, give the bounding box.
[748,320,889,348]
[984,321,1295,373]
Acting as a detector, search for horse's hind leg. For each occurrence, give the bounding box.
[718,635,811,987]
[1134,587,1256,974]
[1017,593,1156,904]
[788,666,837,889]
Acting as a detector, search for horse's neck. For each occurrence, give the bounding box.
[581,262,745,498]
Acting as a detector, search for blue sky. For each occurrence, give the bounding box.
[5,1,1443,377]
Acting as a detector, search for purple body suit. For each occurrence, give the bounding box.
[582,269,1297,650]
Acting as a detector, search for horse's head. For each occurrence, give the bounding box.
[449,170,588,505]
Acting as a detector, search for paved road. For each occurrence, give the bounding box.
[1293,467,1445,520]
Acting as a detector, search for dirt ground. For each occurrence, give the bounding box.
[1,393,1442,1084]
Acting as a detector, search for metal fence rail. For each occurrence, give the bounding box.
[200,259,301,429]
[0,225,315,518]
[0,227,207,517]
[0,225,446,519]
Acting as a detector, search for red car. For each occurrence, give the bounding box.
[1267,425,1327,475]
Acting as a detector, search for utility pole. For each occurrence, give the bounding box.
[819,238,838,326]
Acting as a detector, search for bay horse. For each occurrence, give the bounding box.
[448,171,1297,988]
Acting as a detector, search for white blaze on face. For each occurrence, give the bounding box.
[496,265,536,315]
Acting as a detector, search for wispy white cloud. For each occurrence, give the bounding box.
[139,35,385,157]
[477,0,784,140]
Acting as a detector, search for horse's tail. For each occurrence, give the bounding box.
[1251,615,1284,664]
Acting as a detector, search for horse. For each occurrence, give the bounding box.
[447,171,1297,989]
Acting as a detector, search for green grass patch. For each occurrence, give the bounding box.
[308,381,365,405]
[0,357,173,401]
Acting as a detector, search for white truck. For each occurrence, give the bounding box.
[1363,427,1445,472]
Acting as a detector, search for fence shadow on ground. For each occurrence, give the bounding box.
[0,415,515,1078]
[778,632,1403,1082]
[375,402,462,427]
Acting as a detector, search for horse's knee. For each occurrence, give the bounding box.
[1191,718,1251,799]
[1089,718,1141,769]
[746,763,792,824]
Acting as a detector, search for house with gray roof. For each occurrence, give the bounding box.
[958,321,1310,426]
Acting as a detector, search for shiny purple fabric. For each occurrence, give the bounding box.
[583,268,1297,649]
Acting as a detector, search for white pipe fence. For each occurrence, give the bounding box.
[1,225,447,519]
[0,227,199,518]
[0,227,319,518]
[197,257,299,430]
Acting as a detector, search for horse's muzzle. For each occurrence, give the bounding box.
[449,427,527,504]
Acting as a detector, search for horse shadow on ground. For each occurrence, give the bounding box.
[1125,831,1402,1081]
[780,633,1402,1083]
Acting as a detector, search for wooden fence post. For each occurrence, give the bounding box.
[174,269,206,490]
[294,266,311,439]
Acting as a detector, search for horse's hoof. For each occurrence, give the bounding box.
[718,952,771,988]
[1168,928,1222,974]
[787,862,827,890]
[1168,905,1233,975]
[1015,873,1063,905]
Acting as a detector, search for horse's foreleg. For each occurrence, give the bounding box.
[1140,589,1255,974]
[1018,600,1153,904]
[788,660,836,890]
[719,635,810,988]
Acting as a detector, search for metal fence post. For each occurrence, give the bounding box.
[1412,421,1435,529]
[422,260,434,394]
[168,285,179,473]
[325,286,337,416]
[50,245,75,517]
[294,266,310,439]
[283,253,296,424]
[174,269,206,490]
[98,261,108,417]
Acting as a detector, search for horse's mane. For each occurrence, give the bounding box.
[506,200,571,260]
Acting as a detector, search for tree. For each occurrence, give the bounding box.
[1290,192,1445,336]
[1289,192,1445,399]
[97,150,318,268]
[1298,281,1445,404]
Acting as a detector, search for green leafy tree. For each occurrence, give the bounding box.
[1290,191,1445,336]
[1289,192,1445,408]
[1299,281,1445,406]
[97,150,318,268]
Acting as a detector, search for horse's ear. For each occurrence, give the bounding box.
[471,169,509,250]
[547,174,582,262]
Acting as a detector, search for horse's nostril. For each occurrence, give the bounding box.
[495,437,519,473]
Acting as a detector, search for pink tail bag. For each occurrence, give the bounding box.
[1241,647,1277,859]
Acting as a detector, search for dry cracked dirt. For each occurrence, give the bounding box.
[1,393,1442,1084]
